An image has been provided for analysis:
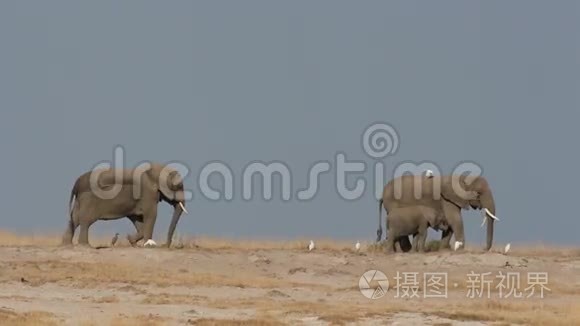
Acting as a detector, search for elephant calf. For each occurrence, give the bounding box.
[385,205,447,253]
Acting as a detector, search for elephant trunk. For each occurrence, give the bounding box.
[166,201,185,248]
[480,192,496,251]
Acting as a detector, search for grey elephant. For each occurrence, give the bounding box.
[61,162,188,248]
[385,205,447,253]
[377,174,499,251]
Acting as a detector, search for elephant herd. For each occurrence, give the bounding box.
[377,173,499,253]
[62,163,499,252]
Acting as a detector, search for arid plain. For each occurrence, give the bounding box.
[0,231,579,326]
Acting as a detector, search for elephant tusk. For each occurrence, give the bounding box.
[178,202,188,214]
[481,214,487,227]
[484,208,499,221]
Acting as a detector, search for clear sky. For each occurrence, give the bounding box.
[0,1,578,246]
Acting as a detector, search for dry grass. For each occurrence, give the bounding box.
[198,295,580,326]
[188,317,286,326]
[1,230,579,325]
[0,230,361,252]
[80,315,169,326]
[178,235,356,252]
[429,300,580,326]
[0,231,64,247]
[5,260,331,290]
[7,230,576,258]
[140,293,208,305]
[205,298,406,321]
[92,295,120,303]
[0,308,57,326]
[0,230,119,248]
[108,314,169,326]
[505,243,580,258]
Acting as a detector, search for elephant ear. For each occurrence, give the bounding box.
[166,170,183,191]
[440,176,479,209]
[159,169,185,199]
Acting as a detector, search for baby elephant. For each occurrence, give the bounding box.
[385,205,447,253]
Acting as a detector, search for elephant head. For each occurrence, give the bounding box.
[145,163,188,247]
[440,175,497,251]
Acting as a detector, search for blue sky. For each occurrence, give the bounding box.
[0,1,578,246]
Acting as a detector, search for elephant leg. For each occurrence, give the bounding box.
[412,234,419,251]
[417,229,427,253]
[442,200,465,250]
[398,236,413,252]
[61,219,78,246]
[440,228,453,250]
[141,208,158,243]
[78,221,93,247]
[127,216,144,246]
[385,236,396,254]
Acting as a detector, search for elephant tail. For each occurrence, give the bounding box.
[69,178,79,220]
[376,199,384,242]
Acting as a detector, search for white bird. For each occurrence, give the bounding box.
[424,169,434,178]
[454,241,463,251]
[308,240,315,251]
[355,241,361,252]
[504,243,511,254]
[144,239,157,247]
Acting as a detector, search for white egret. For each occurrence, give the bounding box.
[504,243,511,254]
[144,239,157,247]
[308,240,315,251]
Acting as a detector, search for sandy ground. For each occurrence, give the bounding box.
[0,240,579,325]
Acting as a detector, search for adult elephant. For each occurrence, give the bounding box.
[61,162,188,248]
[377,174,499,251]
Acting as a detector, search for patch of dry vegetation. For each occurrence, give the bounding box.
[5,260,332,290]
[0,231,63,247]
[108,314,169,326]
[177,236,356,252]
[430,300,580,326]
[81,315,169,326]
[0,230,364,252]
[92,295,120,303]
[188,317,286,326]
[0,230,120,248]
[1,230,580,325]
[140,293,208,305]
[205,298,406,323]
[0,308,57,326]
[200,296,580,326]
